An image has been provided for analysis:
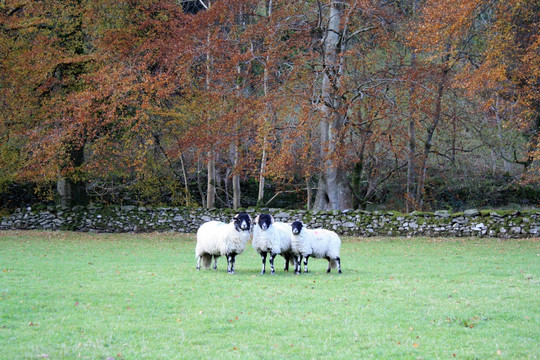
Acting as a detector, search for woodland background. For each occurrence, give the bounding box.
[0,0,539,213]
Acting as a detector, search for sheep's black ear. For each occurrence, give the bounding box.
[233,213,239,219]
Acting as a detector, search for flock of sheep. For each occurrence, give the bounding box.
[195,212,342,275]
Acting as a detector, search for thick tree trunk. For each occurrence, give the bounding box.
[57,146,87,207]
[57,178,87,207]
[314,1,353,210]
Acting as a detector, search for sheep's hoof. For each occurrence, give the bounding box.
[260,271,265,275]
[228,270,235,274]
[271,271,275,275]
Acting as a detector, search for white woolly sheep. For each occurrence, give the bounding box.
[195,212,252,274]
[290,220,342,274]
[252,213,294,274]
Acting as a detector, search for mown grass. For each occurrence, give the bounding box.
[0,231,538,359]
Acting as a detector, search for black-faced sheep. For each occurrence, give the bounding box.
[290,220,342,274]
[195,212,252,274]
[252,213,294,274]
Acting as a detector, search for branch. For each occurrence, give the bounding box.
[198,0,208,10]
[152,133,184,181]
[265,190,297,206]
[346,26,376,42]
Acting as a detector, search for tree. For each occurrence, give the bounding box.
[464,0,539,183]
[0,1,97,206]
[406,0,488,210]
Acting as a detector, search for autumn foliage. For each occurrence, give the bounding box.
[1,0,538,210]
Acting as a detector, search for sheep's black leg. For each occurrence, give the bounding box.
[283,254,290,272]
[213,256,218,270]
[260,251,267,275]
[303,255,310,273]
[294,255,302,275]
[269,253,277,274]
[326,257,342,273]
[227,253,236,274]
[197,256,201,270]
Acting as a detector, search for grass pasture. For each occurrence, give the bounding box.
[0,231,539,359]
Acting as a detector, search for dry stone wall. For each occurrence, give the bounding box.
[1,205,538,238]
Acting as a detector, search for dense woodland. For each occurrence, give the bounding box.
[0,0,539,212]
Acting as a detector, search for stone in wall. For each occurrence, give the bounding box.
[0,206,538,238]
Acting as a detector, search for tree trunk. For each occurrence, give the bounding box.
[314,1,353,210]
[406,50,417,213]
[206,150,216,208]
[306,176,312,210]
[179,153,190,206]
[257,0,273,206]
[416,66,449,210]
[232,142,241,209]
[57,146,87,207]
[196,156,205,206]
[257,140,267,206]
[205,26,216,208]
[494,97,512,172]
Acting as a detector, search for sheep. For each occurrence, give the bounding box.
[290,220,342,274]
[195,212,252,274]
[252,213,294,274]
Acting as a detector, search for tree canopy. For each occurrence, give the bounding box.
[1,0,538,211]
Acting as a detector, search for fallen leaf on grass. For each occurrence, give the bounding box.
[413,343,419,348]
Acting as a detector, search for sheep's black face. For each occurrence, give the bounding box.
[257,213,273,231]
[291,221,303,235]
[234,212,252,232]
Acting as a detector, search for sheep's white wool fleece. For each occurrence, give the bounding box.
[196,221,250,257]
[291,227,340,259]
[252,222,291,254]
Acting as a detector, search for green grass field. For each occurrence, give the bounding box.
[0,231,538,359]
